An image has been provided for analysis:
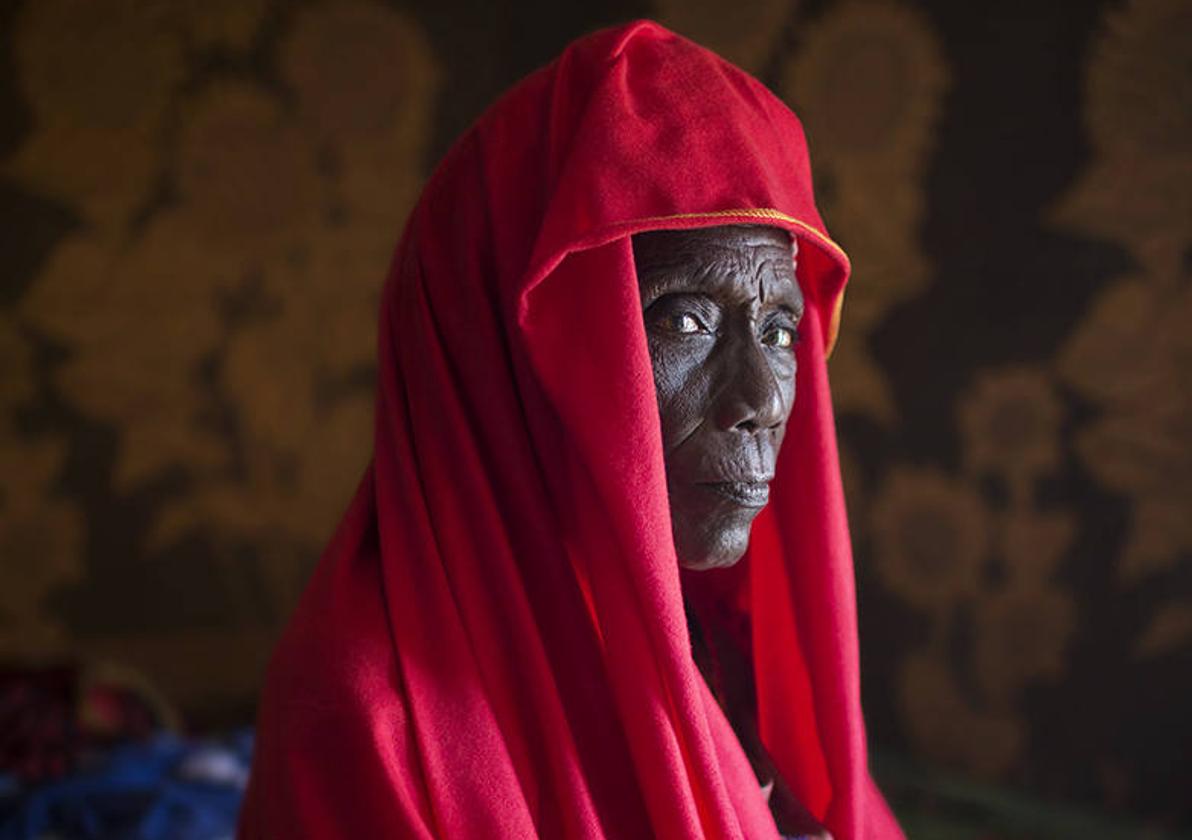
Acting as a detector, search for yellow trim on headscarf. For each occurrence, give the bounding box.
[629,208,850,267]
[826,290,844,358]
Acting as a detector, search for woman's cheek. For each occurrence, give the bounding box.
[649,341,714,449]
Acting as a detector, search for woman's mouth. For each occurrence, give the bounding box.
[700,480,770,508]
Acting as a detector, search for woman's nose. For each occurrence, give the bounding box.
[711,332,790,433]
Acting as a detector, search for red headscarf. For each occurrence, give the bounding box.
[239,20,902,840]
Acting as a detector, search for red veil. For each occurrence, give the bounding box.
[239,20,902,840]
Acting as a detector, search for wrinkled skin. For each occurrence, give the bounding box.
[633,224,802,571]
[634,225,831,839]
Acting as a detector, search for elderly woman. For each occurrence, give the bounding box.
[239,20,902,840]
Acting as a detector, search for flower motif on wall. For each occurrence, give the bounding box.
[897,652,1023,778]
[149,226,389,608]
[1050,0,1191,673]
[1057,278,1191,582]
[1051,0,1191,278]
[175,81,326,263]
[21,221,229,491]
[279,0,439,228]
[870,467,989,612]
[781,1,947,174]
[973,582,1077,707]
[152,394,374,620]
[0,469,84,657]
[216,227,385,493]
[176,393,373,545]
[958,366,1064,502]
[0,318,34,408]
[136,6,438,613]
[16,4,437,629]
[1135,602,1192,660]
[6,0,186,227]
[21,77,338,492]
[172,0,272,52]
[818,222,928,422]
[1085,0,1191,161]
[780,1,948,422]
[657,0,792,73]
[999,508,1075,586]
[0,321,82,657]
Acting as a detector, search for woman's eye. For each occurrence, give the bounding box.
[762,326,798,349]
[663,312,703,334]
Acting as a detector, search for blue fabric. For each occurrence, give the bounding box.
[0,731,252,840]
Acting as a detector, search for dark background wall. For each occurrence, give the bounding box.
[1,0,1188,831]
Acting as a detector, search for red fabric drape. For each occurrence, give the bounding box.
[239,20,903,839]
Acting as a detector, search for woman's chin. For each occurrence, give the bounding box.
[674,523,752,571]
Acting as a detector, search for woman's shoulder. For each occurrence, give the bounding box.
[241,532,436,838]
[262,532,403,718]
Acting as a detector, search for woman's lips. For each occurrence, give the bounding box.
[699,480,771,508]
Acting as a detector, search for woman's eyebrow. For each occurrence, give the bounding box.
[754,258,803,311]
[639,264,805,313]
[765,280,804,315]
[637,267,706,301]
[636,258,727,304]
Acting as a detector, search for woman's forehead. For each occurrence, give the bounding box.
[633,225,793,269]
[632,225,802,306]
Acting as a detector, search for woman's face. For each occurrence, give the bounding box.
[633,225,802,571]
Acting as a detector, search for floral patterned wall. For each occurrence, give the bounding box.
[0,0,1187,826]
